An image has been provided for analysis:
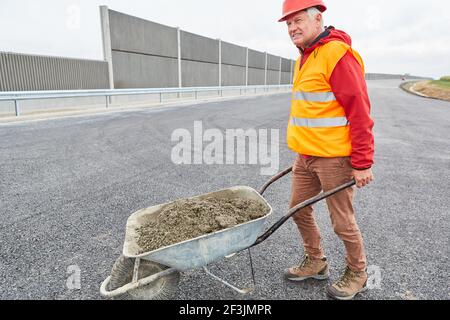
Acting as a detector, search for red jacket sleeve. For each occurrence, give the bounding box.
[330,52,375,170]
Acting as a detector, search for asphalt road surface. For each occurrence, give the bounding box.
[0,80,449,300]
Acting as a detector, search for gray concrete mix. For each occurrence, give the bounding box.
[0,80,449,300]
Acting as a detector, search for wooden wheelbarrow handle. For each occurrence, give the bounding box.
[258,166,293,195]
[253,168,356,247]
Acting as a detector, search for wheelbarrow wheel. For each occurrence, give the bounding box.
[108,255,180,300]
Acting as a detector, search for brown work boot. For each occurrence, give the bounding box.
[284,254,329,281]
[327,267,368,300]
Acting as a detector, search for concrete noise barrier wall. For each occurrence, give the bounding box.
[0,52,109,92]
[103,8,296,89]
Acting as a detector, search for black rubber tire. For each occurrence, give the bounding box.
[107,255,180,300]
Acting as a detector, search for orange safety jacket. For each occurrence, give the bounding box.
[287,40,365,158]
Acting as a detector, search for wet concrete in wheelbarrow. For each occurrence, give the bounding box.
[136,198,270,254]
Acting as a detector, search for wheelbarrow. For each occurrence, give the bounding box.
[99,166,356,299]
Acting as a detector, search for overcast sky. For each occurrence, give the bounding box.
[0,0,449,79]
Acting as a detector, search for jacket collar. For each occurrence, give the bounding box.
[298,26,333,55]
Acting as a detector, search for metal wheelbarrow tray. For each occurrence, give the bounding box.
[100,167,356,299]
[123,186,272,271]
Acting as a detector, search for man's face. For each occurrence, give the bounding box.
[286,10,321,49]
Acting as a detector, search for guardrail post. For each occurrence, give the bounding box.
[105,95,109,108]
[14,100,20,116]
[195,91,197,100]
[160,92,163,103]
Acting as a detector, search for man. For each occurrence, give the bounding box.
[279,0,375,300]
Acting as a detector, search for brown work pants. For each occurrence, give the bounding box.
[290,155,367,272]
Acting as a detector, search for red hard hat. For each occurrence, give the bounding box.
[278,0,327,22]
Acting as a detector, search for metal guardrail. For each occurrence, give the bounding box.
[0,84,292,116]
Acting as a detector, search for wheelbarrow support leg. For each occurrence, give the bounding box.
[203,266,253,295]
